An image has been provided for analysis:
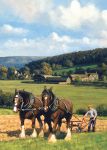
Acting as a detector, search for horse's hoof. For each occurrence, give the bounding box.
[65,128,72,141]
[38,129,44,138]
[30,132,37,138]
[19,133,26,138]
[56,131,60,136]
[48,134,57,143]
[30,134,37,138]
[65,136,71,141]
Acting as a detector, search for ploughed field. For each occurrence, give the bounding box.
[0,114,107,141]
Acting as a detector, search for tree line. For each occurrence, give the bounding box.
[26,48,107,72]
[25,48,107,80]
[0,48,107,80]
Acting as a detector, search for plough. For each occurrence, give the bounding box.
[71,114,89,132]
[62,114,89,133]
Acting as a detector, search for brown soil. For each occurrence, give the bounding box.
[0,115,107,141]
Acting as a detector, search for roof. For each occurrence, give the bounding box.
[46,76,69,82]
[70,73,98,78]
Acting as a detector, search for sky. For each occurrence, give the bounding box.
[0,0,107,57]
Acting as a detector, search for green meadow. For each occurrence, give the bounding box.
[0,132,107,150]
[0,80,107,111]
[0,80,107,150]
[53,64,97,75]
[0,108,14,115]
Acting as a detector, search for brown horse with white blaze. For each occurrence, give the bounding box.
[13,89,44,138]
[41,87,73,142]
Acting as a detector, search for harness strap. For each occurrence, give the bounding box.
[37,98,43,110]
[21,97,43,111]
[49,97,58,112]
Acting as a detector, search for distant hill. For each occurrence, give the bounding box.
[26,48,107,72]
[0,56,44,68]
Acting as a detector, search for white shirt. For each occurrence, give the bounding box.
[85,108,97,118]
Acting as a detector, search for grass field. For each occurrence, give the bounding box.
[0,132,107,150]
[53,64,97,75]
[0,80,107,111]
[0,108,14,115]
[0,80,107,149]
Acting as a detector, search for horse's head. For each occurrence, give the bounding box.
[13,89,23,112]
[42,86,54,112]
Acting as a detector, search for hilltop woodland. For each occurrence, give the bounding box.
[0,48,107,80]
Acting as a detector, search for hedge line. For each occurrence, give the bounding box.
[0,90,13,108]
[76,104,107,116]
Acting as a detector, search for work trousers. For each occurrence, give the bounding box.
[88,117,96,132]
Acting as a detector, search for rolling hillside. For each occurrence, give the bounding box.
[26,48,107,73]
[0,56,44,68]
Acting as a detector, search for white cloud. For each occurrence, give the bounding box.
[49,0,107,35]
[50,0,101,29]
[82,37,91,45]
[100,30,107,38]
[0,32,72,56]
[0,24,28,34]
[2,0,52,23]
[1,31,107,56]
[51,32,71,43]
[102,10,107,25]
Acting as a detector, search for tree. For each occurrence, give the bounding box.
[64,60,73,67]
[52,64,56,70]
[7,67,16,80]
[19,66,31,79]
[0,66,8,80]
[41,62,52,75]
[55,64,62,70]
[97,63,107,80]
[75,67,86,74]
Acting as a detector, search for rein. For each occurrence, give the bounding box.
[48,97,56,109]
[46,94,58,111]
[17,95,43,112]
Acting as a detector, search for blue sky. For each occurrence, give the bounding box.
[0,0,107,56]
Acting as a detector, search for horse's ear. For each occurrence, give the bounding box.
[50,87,53,91]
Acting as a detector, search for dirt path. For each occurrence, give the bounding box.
[0,115,107,141]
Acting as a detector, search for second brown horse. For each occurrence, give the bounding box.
[41,87,73,142]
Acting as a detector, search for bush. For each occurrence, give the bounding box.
[96,104,107,116]
[0,90,13,108]
[76,108,87,115]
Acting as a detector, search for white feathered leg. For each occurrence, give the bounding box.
[48,133,57,143]
[65,128,72,141]
[31,128,37,138]
[20,125,26,138]
[38,129,44,137]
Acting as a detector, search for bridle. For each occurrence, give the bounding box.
[42,90,55,111]
[13,94,24,111]
[13,92,43,112]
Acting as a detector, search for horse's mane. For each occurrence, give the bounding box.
[18,90,34,101]
[42,89,56,100]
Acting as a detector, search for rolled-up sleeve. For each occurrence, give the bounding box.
[85,111,89,116]
[94,110,97,118]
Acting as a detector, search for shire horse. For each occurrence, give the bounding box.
[13,89,44,138]
[41,86,73,142]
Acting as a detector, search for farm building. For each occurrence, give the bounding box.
[70,73,98,82]
[34,74,72,84]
